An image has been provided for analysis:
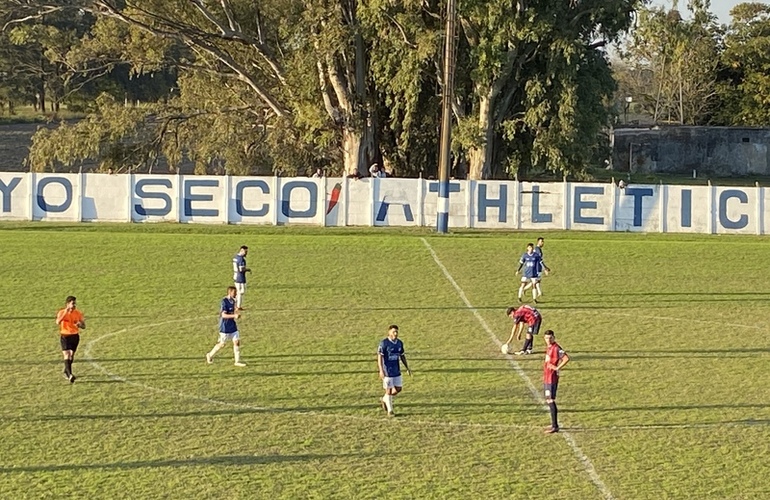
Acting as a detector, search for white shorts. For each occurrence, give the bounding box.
[218,331,240,343]
[234,283,246,295]
[382,376,403,390]
[521,276,540,284]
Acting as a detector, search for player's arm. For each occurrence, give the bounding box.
[221,309,240,320]
[540,259,551,274]
[515,260,523,274]
[55,310,66,325]
[377,351,385,379]
[77,315,86,329]
[400,354,411,376]
[551,352,570,371]
[505,321,521,344]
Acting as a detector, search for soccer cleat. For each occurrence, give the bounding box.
[68,374,76,384]
[234,362,247,367]
[514,350,526,355]
[205,353,213,364]
[525,349,533,355]
[387,411,396,417]
[62,371,70,380]
[544,426,559,434]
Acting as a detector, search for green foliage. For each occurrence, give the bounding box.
[713,3,770,126]
[621,2,722,125]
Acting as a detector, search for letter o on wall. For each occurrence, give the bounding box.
[36,177,73,213]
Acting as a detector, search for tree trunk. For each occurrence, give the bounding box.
[467,89,495,180]
[38,84,46,114]
[342,126,368,176]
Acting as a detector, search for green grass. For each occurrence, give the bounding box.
[1,222,769,499]
[0,104,85,125]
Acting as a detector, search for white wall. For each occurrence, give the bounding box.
[0,172,766,234]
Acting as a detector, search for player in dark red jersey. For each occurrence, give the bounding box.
[543,330,570,434]
[504,305,542,355]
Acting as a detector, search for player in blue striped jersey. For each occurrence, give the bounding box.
[516,243,543,303]
[232,245,251,310]
[533,237,551,300]
[377,325,411,417]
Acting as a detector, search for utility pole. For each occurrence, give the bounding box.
[436,0,457,234]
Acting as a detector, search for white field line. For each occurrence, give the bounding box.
[420,237,615,500]
[82,320,533,432]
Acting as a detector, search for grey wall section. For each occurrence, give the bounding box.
[612,127,770,176]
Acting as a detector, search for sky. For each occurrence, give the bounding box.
[651,0,770,23]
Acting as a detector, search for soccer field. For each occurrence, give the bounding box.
[1,222,769,499]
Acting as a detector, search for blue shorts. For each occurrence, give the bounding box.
[527,319,542,336]
[544,380,559,400]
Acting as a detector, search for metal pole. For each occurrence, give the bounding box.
[437,0,457,234]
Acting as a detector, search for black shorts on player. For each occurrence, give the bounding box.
[60,334,80,353]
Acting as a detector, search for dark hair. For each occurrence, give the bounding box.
[544,330,555,336]
[527,242,534,248]
[240,245,249,251]
[505,306,516,316]
[227,286,237,293]
[537,237,544,243]
[65,296,76,304]
[388,324,399,331]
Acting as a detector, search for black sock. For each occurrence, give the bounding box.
[548,401,558,428]
[525,338,533,351]
[64,359,72,376]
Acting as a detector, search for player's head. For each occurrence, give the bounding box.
[537,237,544,247]
[526,243,534,253]
[387,324,399,339]
[65,296,77,309]
[544,330,556,345]
[505,306,517,318]
[239,245,249,256]
[226,286,237,298]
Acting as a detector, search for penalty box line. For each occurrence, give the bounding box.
[420,237,615,500]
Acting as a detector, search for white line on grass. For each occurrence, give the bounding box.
[420,237,615,500]
[83,320,534,433]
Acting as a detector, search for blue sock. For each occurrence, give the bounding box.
[548,402,558,428]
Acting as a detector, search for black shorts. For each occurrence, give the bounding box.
[527,319,542,335]
[60,334,80,352]
[544,380,559,400]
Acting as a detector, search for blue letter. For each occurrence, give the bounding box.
[0,177,21,213]
[281,181,318,218]
[625,187,654,227]
[235,180,270,217]
[134,179,172,217]
[531,185,552,223]
[376,201,414,222]
[428,182,461,195]
[681,189,692,228]
[573,186,605,225]
[719,189,749,230]
[184,179,219,217]
[477,183,507,223]
[36,177,73,213]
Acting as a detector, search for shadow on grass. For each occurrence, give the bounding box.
[0,315,145,321]
[568,403,770,413]
[573,347,770,360]
[569,419,770,432]
[0,452,361,473]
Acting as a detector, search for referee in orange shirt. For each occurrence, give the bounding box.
[55,296,86,383]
